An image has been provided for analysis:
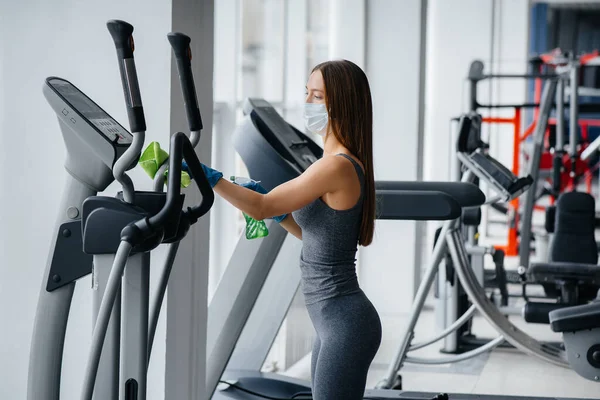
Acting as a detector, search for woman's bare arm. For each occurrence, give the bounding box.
[213,156,347,221]
[279,214,302,240]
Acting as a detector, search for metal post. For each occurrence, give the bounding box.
[437,120,463,354]
[121,252,150,400]
[439,252,459,353]
[518,79,558,271]
[556,78,565,149]
[377,217,459,389]
[553,77,566,196]
[81,242,134,400]
[569,59,580,187]
[92,254,121,400]
[148,242,180,363]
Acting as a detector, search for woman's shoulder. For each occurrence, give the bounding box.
[309,154,357,175]
[302,155,362,190]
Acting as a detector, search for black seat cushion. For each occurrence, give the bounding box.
[376,190,461,221]
[540,191,599,300]
[551,192,598,264]
[375,181,485,208]
[549,301,600,332]
[529,262,600,285]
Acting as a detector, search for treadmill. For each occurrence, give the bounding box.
[206,99,595,400]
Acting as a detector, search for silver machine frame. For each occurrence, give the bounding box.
[377,169,571,391]
[434,77,559,356]
[379,54,600,390]
[519,52,591,272]
[27,21,211,400]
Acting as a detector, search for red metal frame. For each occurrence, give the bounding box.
[475,49,600,256]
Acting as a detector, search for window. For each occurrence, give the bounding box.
[211,0,331,372]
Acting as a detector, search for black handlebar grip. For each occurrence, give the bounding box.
[148,133,185,230]
[167,32,203,132]
[182,138,214,219]
[148,132,214,229]
[107,20,134,59]
[107,20,146,133]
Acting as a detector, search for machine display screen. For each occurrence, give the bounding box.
[48,78,133,144]
[250,100,316,171]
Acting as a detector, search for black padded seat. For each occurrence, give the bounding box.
[375,181,485,221]
[528,262,600,286]
[549,301,600,332]
[528,192,600,303]
[376,181,485,208]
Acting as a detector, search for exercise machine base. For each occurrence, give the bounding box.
[213,371,590,400]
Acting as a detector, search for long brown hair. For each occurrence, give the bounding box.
[312,60,375,246]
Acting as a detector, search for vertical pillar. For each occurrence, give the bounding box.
[210,0,241,299]
[360,0,427,314]
[167,0,214,399]
[329,0,366,68]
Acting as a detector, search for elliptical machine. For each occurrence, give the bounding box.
[27,20,213,400]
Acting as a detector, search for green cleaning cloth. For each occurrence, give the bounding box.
[242,212,270,240]
[139,141,191,188]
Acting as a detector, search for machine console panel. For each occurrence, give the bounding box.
[45,77,133,146]
[247,98,318,171]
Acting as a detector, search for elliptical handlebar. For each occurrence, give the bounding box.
[122,132,214,245]
[149,132,213,226]
[168,32,203,136]
[146,30,211,359]
[179,132,214,220]
[153,32,203,190]
[106,19,146,203]
[106,20,146,133]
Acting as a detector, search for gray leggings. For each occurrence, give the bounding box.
[306,290,382,400]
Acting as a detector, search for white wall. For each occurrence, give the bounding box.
[0,10,6,278]
[0,1,173,399]
[356,0,530,316]
[328,0,365,67]
[489,0,530,168]
[210,0,241,300]
[423,0,529,182]
[423,0,494,183]
[359,0,427,315]
[423,0,529,253]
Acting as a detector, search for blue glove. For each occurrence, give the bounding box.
[240,180,288,223]
[182,161,223,188]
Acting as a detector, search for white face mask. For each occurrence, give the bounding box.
[303,103,329,136]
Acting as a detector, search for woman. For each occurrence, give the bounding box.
[201,59,381,399]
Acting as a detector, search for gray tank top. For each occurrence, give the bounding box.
[291,153,364,305]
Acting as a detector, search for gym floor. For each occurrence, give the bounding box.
[366,306,599,399]
[363,235,600,400]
